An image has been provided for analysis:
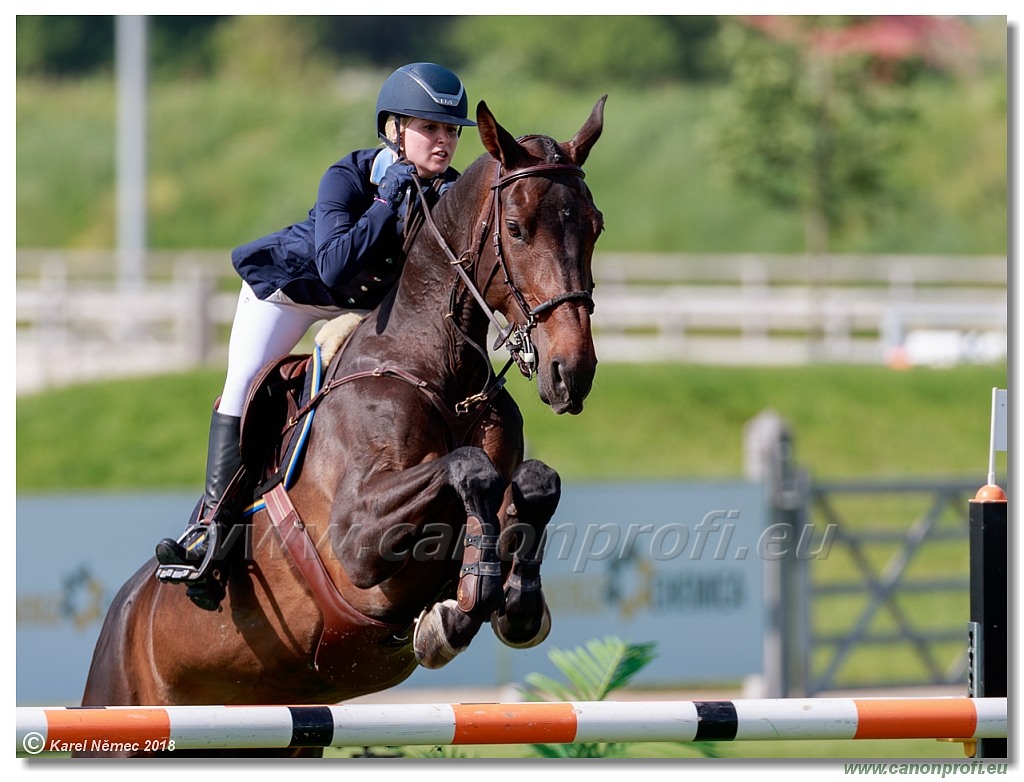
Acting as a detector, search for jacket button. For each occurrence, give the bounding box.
[360,285,369,291]
[385,257,394,264]
[347,298,355,305]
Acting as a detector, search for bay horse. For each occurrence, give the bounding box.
[79,96,605,757]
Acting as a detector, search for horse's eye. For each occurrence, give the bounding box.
[505,220,522,240]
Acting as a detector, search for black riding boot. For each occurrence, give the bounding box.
[155,409,243,573]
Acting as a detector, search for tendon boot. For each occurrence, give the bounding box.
[155,410,244,609]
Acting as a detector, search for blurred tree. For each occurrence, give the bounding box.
[16,16,225,78]
[148,16,225,79]
[707,15,978,255]
[16,16,114,76]
[208,16,334,85]
[16,15,723,86]
[309,16,461,69]
[448,16,721,88]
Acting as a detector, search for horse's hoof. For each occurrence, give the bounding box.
[492,602,551,649]
[413,600,466,669]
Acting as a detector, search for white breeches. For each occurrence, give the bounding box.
[218,282,366,417]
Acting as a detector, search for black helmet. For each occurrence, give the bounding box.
[376,62,476,143]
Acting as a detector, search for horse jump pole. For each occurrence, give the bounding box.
[17,698,1006,752]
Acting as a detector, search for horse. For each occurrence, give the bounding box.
[78,96,606,757]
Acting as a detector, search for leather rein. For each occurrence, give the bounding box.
[285,156,596,442]
[414,155,595,389]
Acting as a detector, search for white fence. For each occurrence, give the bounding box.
[593,253,1007,366]
[16,251,1007,394]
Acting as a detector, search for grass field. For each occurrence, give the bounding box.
[319,736,978,760]
[16,362,1007,491]
[18,736,979,761]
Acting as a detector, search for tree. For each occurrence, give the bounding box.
[448,16,721,88]
[708,16,977,255]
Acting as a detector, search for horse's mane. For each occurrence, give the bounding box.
[372,148,504,331]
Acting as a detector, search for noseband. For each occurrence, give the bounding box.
[415,157,595,385]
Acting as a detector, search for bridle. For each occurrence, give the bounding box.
[413,153,595,396]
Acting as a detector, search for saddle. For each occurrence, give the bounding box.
[239,351,316,496]
[240,311,364,496]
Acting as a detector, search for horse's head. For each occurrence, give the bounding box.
[475,96,606,415]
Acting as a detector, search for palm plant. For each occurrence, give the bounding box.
[519,636,721,758]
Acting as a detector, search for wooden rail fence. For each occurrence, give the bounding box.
[16,252,1007,393]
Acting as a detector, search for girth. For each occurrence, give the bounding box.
[263,484,413,686]
[294,361,502,450]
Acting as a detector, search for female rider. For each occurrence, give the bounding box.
[155,63,476,605]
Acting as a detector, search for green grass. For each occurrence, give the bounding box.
[17,369,225,490]
[16,363,1006,491]
[511,362,1006,482]
[319,736,974,760]
[16,72,1007,255]
[22,737,974,760]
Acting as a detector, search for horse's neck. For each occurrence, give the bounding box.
[378,180,493,385]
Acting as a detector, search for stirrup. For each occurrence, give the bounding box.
[154,523,220,584]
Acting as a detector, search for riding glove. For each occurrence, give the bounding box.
[376,161,417,211]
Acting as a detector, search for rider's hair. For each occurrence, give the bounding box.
[383,114,411,149]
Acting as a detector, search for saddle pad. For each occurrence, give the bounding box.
[241,345,325,518]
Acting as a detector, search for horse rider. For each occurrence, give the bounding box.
[154,63,476,604]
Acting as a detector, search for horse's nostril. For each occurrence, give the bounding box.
[550,360,564,391]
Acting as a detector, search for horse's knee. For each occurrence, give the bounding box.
[447,447,504,509]
[511,460,561,521]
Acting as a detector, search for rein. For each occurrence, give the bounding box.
[278,157,595,444]
[414,157,595,397]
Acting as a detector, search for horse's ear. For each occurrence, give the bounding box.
[565,95,606,167]
[476,100,532,170]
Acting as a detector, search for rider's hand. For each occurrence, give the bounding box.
[376,160,417,211]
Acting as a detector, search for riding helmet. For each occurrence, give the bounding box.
[375,62,476,144]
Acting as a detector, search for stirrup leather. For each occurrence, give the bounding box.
[154,522,221,584]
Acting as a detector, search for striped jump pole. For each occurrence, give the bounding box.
[18,698,1007,753]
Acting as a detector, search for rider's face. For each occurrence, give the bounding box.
[402,117,460,178]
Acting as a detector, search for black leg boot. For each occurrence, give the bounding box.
[155,410,243,607]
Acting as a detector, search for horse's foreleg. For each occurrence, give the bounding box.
[412,446,507,668]
[333,446,506,669]
[492,459,560,649]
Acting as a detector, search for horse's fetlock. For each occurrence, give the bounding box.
[413,599,472,669]
[498,521,540,561]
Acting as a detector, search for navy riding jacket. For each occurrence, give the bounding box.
[231,148,457,310]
